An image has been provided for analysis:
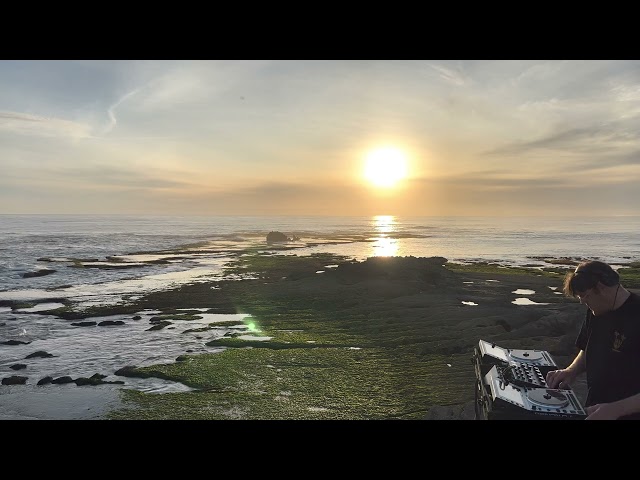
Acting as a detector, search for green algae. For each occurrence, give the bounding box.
[107,347,473,420]
[63,254,593,419]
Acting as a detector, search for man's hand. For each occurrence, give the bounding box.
[545,368,576,389]
[585,403,621,420]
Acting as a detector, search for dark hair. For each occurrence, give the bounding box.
[563,260,620,297]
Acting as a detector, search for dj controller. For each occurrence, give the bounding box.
[473,339,587,420]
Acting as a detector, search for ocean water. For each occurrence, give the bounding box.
[2,214,640,292]
[2,213,640,309]
[1,214,639,418]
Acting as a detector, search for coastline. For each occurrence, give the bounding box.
[4,254,637,419]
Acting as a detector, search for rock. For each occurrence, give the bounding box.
[71,321,97,327]
[2,340,31,345]
[22,269,56,278]
[114,365,154,379]
[266,231,289,243]
[74,373,123,386]
[114,366,137,376]
[37,376,53,385]
[10,364,27,370]
[25,351,54,359]
[2,376,28,385]
[147,321,171,331]
[97,320,125,326]
[51,376,74,384]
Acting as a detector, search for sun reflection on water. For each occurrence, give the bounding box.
[371,215,399,257]
[373,215,396,234]
[372,237,399,257]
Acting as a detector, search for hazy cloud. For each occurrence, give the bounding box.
[2,60,640,215]
[0,110,92,139]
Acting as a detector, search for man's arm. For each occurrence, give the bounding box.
[565,349,586,376]
[546,350,586,388]
[586,393,640,419]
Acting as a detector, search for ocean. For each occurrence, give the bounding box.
[1,214,639,419]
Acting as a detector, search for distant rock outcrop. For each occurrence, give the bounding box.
[266,231,289,243]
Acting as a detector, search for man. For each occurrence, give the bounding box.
[546,260,640,419]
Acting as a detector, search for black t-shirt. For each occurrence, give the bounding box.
[576,291,640,419]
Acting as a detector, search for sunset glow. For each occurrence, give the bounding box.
[363,148,408,188]
[2,61,640,216]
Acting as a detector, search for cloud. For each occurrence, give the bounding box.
[483,123,640,161]
[427,63,467,86]
[0,111,92,139]
[103,89,142,135]
[2,60,640,215]
[0,163,194,191]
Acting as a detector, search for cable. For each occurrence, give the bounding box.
[498,364,515,390]
[474,378,480,420]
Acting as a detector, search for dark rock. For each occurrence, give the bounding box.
[147,321,172,331]
[266,231,289,243]
[97,320,125,326]
[25,350,54,359]
[51,376,74,384]
[71,321,97,327]
[74,378,96,386]
[132,315,142,320]
[37,376,53,385]
[2,375,28,385]
[114,365,154,379]
[22,269,56,278]
[2,340,31,346]
[176,355,188,362]
[75,374,119,386]
[10,364,27,370]
[114,366,137,376]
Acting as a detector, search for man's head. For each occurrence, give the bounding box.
[563,260,620,315]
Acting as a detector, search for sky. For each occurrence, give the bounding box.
[1,59,639,217]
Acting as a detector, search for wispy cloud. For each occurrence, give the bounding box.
[483,124,640,158]
[427,62,467,86]
[103,89,142,135]
[0,111,92,139]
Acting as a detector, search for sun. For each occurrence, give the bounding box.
[363,147,408,188]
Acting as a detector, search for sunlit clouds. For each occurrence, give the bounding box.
[1,60,640,215]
